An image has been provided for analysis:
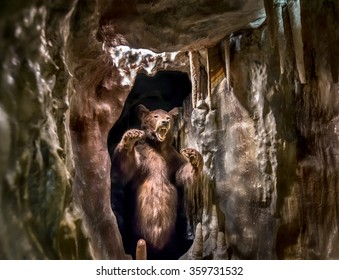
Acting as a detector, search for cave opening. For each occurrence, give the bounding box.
[108,70,192,259]
[108,70,192,150]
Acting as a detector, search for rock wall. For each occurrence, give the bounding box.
[0,0,91,259]
[0,0,338,259]
[180,1,338,259]
[217,0,338,259]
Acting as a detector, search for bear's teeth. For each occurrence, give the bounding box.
[156,127,167,141]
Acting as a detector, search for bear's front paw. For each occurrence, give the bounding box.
[122,129,145,148]
[180,148,203,171]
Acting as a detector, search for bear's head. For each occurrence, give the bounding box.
[137,104,179,143]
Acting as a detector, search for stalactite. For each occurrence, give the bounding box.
[109,46,188,87]
[264,0,276,48]
[264,0,307,82]
[206,48,212,106]
[273,0,287,75]
[287,0,306,84]
[223,37,231,91]
[189,51,200,108]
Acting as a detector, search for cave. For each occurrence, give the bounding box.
[0,0,339,261]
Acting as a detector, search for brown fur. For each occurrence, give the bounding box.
[112,105,202,258]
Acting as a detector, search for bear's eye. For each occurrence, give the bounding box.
[154,115,159,118]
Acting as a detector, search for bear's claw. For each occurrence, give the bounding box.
[122,129,145,147]
[180,148,203,170]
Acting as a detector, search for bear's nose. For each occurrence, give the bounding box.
[162,120,169,125]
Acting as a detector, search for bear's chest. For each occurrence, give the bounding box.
[136,143,179,178]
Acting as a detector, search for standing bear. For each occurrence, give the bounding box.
[111,104,203,259]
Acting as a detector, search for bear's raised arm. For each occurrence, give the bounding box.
[176,148,203,187]
[111,129,145,183]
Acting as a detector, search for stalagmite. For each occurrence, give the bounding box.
[215,232,227,260]
[202,207,209,241]
[189,51,200,108]
[135,239,147,260]
[223,37,231,90]
[191,223,203,260]
[273,1,286,75]
[287,0,306,84]
[210,205,219,251]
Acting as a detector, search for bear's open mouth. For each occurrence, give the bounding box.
[156,127,168,142]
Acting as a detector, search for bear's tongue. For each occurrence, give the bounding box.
[156,127,168,142]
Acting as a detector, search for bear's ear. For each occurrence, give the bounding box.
[137,104,149,119]
[168,107,179,117]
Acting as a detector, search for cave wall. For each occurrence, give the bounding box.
[0,0,92,259]
[215,0,338,259]
[0,0,338,259]
[180,1,338,259]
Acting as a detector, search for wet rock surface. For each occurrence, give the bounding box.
[0,0,338,259]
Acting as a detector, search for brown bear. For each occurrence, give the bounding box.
[111,104,203,259]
